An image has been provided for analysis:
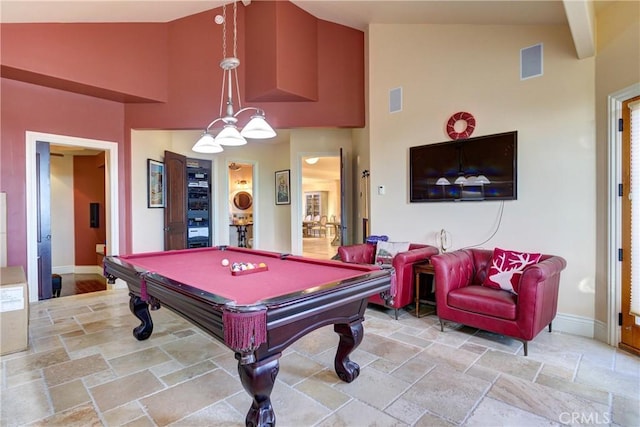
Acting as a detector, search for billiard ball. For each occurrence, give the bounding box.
[221,258,229,267]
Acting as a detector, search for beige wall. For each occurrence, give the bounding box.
[50,155,75,272]
[131,131,172,253]
[131,130,292,253]
[367,24,596,331]
[593,0,640,330]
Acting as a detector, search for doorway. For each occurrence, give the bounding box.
[608,83,640,349]
[228,161,255,248]
[620,95,640,354]
[26,131,119,303]
[301,155,341,259]
[49,145,108,297]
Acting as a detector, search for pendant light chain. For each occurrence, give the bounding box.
[222,4,227,58]
[233,1,238,58]
[218,4,228,118]
[232,1,242,111]
[192,0,276,153]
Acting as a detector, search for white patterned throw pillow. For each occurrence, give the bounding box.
[375,241,410,266]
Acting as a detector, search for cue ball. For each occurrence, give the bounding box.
[221,258,229,267]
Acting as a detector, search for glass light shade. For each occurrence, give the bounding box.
[465,176,478,185]
[435,177,450,185]
[454,176,467,185]
[192,133,224,153]
[305,157,319,165]
[215,124,247,146]
[476,175,491,184]
[240,115,276,139]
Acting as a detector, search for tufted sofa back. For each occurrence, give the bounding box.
[337,243,375,264]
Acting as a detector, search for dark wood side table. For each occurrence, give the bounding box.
[414,261,436,318]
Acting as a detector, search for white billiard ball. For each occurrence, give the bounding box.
[221,258,229,267]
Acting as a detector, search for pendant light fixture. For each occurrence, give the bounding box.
[193,1,276,154]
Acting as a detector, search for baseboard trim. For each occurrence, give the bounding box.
[74,265,103,275]
[52,265,74,275]
[553,312,594,338]
[593,319,609,344]
[52,265,103,275]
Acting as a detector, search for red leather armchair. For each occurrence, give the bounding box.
[430,249,567,356]
[338,243,439,318]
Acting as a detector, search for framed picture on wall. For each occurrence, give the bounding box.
[147,159,165,208]
[275,169,291,205]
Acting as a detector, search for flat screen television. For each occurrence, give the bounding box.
[410,131,517,202]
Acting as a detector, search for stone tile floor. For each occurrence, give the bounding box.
[1,289,638,426]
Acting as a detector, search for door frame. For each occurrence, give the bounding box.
[26,131,119,303]
[607,82,640,345]
[294,151,342,256]
[225,159,258,248]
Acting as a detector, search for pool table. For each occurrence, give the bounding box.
[103,246,391,427]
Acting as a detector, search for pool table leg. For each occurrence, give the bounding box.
[129,293,154,341]
[237,353,280,427]
[334,321,363,383]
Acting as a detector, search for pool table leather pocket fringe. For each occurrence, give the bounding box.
[139,271,156,302]
[223,309,267,352]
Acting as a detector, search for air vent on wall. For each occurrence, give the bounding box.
[520,43,543,80]
[389,87,402,113]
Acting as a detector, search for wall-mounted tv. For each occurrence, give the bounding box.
[410,131,517,202]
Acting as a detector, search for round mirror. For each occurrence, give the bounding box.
[233,191,253,210]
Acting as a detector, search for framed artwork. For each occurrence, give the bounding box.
[275,169,291,205]
[147,159,165,208]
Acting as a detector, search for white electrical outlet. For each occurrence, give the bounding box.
[378,185,385,195]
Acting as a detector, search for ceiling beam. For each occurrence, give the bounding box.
[563,0,596,59]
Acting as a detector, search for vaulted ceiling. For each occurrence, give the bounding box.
[0,0,597,58]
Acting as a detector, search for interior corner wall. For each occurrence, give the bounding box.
[368,24,596,326]
[593,0,640,328]
[352,128,370,245]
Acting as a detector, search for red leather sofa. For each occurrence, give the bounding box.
[338,243,439,318]
[430,249,567,355]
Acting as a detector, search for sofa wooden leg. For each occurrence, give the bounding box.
[548,322,552,333]
[439,319,444,332]
[394,308,398,320]
[523,341,528,356]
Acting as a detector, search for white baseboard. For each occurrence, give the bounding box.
[52,265,102,275]
[593,319,610,344]
[75,265,103,275]
[553,312,595,338]
[52,265,75,274]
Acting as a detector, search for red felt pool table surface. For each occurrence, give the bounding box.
[118,246,378,305]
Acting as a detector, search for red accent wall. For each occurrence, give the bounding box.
[245,1,319,102]
[0,23,168,103]
[1,3,364,130]
[0,78,126,270]
[74,154,106,265]
[0,1,365,267]
[150,6,363,129]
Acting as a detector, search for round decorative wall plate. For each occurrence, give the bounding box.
[446,112,476,140]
